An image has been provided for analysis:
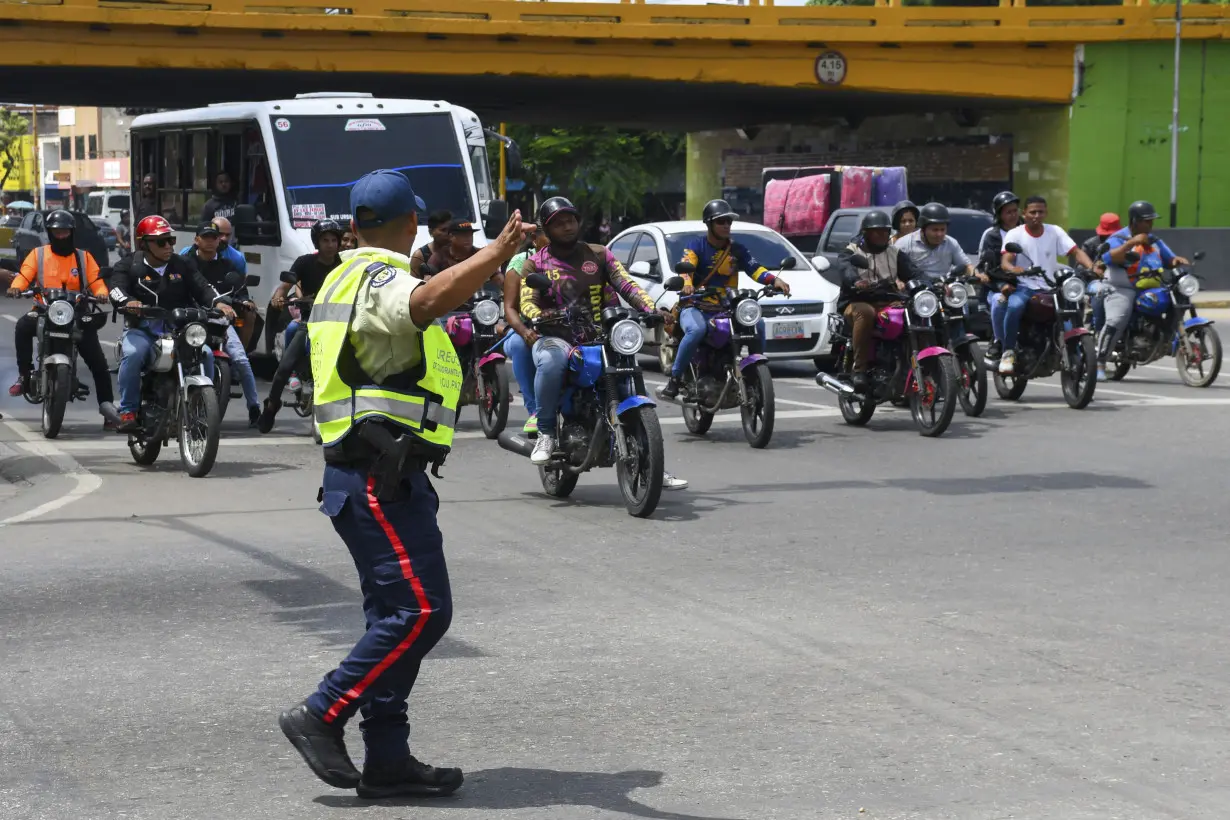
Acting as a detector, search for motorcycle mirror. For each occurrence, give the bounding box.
[99,266,113,284]
[948,263,965,277]
[848,255,870,270]
[663,276,685,292]
[674,261,696,275]
[1096,242,1109,256]
[778,256,797,270]
[524,272,552,291]
[279,270,298,285]
[0,257,18,273]
[223,270,245,290]
[245,273,261,287]
[1194,250,1206,262]
[1004,242,1024,255]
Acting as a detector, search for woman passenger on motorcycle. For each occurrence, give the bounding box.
[890,201,919,244]
[503,225,550,435]
[977,191,1022,362]
[837,210,916,393]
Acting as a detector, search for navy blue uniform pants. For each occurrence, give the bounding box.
[305,463,453,765]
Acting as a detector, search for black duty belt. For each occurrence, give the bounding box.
[322,420,445,500]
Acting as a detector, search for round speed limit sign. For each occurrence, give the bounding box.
[814,51,848,86]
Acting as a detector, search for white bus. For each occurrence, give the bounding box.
[130,93,511,360]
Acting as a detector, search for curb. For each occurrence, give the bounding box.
[1194,301,1230,309]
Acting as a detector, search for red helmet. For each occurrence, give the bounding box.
[136,215,173,240]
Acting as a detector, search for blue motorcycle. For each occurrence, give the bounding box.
[1104,250,1220,386]
[497,273,667,518]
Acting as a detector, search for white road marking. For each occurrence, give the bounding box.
[1,314,16,323]
[0,418,103,527]
[642,376,831,410]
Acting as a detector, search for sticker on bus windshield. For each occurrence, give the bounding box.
[292,203,327,220]
[275,118,291,132]
[344,118,386,132]
[293,219,315,229]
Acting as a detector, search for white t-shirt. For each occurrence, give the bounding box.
[1002,224,1077,290]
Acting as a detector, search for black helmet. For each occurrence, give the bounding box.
[538,196,579,226]
[918,202,950,228]
[310,218,343,248]
[890,200,919,231]
[991,191,1020,216]
[46,209,75,232]
[702,199,739,224]
[1128,200,1160,224]
[860,210,892,232]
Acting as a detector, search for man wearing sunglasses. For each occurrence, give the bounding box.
[108,215,235,431]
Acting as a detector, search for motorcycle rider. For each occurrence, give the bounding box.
[836,210,916,392]
[520,196,661,465]
[999,196,1095,375]
[109,215,236,432]
[890,200,919,244]
[1097,200,1189,381]
[257,218,344,433]
[894,202,975,280]
[660,199,790,401]
[5,209,117,426]
[186,216,247,275]
[188,221,261,426]
[977,191,1022,363]
[409,210,452,278]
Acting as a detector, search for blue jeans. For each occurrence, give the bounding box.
[503,330,537,415]
[532,337,572,437]
[118,326,215,413]
[284,320,308,352]
[671,307,708,379]
[224,325,259,409]
[990,287,1036,350]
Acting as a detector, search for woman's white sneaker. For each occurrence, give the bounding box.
[530,435,555,465]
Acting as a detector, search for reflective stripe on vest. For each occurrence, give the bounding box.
[34,246,88,293]
[308,253,461,450]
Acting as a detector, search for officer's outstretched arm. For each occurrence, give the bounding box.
[409,211,529,327]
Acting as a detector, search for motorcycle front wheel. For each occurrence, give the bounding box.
[478,364,510,440]
[1061,335,1098,409]
[911,356,957,438]
[617,406,664,518]
[41,363,70,439]
[956,344,987,418]
[1176,325,1222,388]
[740,361,775,449]
[180,387,221,478]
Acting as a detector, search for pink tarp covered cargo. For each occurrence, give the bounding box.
[763,175,831,237]
[839,166,874,208]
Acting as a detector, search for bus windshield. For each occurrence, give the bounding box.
[269,112,474,228]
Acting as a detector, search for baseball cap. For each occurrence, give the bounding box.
[196,222,220,237]
[350,169,426,229]
[447,219,479,234]
[1096,212,1122,237]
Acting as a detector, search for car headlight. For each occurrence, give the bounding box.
[47,300,75,326]
[1061,276,1086,303]
[184,323,208,348]
[473,299,500,326]
[912,290,939,318]
[609,319,644,356]
[943,282,969,309]
[734,299,763,327]
[1177,273,1200,297]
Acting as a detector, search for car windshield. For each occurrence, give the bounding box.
[948,213,993,256]
[663,229,809,275]
[270,113,474,228]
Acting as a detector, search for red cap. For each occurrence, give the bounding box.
[1096,213,1121,237]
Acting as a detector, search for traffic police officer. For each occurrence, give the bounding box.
[279,169,529,799]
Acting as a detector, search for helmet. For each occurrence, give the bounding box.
[890,200,919,230]
[860,210,892,232]
[1128,200,1160,224]
[918,202,950,228]
[46,209,75,232]
[136,215,173,240]
[538,196,579,226]
[310,218,343,248]
[702,199,739,224]
[991,191,1020,216]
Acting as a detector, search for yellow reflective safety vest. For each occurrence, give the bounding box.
[307,252,461,453]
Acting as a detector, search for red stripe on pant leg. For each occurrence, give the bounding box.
[322,475,434,724]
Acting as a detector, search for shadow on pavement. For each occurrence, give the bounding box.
[314,767,747,820]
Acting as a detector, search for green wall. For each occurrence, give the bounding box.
[1070,41,1230,228]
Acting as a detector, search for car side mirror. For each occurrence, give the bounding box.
[779,256,797,270]
[1194,250,1206,262]
[663,276,685,292]
[848,254,870,270]
[1004,242,1024,255]
[233,204,258,246]
[279,270,298,285]
[483,199,510,240]
[505,141,524,178]
[524,272,551,291]
[628,261,652,277]
[674,261,696,276]
[245,273,261,287]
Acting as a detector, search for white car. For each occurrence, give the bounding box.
[607,221,840,369]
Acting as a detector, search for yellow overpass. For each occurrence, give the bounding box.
[0,0,1226,126]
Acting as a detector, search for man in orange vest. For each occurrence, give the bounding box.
[6,209,117,426]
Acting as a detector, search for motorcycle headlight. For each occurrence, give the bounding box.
[1061,276,1086,303]
[943,282,969,309]
[609,319,644,356]
[473,299,500,326]
[47,300,74,326]
[912,290,939,318]
[1177,273,1200,297]
[184,323,208,348]
[734,299,763,327]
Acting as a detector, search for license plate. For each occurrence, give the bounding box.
[48,332,70,338]
[772,321,806,340]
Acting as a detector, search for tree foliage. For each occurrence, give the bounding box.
[498,125,684,220]
[0,109,30,191]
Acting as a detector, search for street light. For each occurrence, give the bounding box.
[1169,0,1182,227]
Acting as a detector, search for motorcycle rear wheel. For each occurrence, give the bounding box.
[1061,335,1098,409]
[180,387,221,478]
[993,370,1029,401]
[41,364,70,439]
[682,402,714,435]
[956,345,987,418]
[839,389,876,426]
[1176,325,1222,388]
[617,406,664,518]
[129,435,162,465]
[214,358,232,422]
[539,466,579,498]
[911,356,957,438]
[478,364,510,439]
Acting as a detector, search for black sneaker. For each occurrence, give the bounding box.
[278,702,361,789]
[357,755,464,800]
[256,398,279,434]
[248,405,262,428]
[660,377,680,400]
[985,341,1002,362]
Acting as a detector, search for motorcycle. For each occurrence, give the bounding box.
[443,284,511,439]
[112,305,224,477]
[1098,249,1220,386]
[276,270,320,442]
[935,265,988,418]
[497,272,667,518]
[15,285,110,438]
[816,255,959,437]
[991,242,1098,408]
[204,270,259,422]
[657,260,784,448]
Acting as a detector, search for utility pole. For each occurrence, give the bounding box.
[1169,0,1182,227]
[31,104,41,210]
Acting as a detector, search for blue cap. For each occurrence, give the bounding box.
[350,169,426,229]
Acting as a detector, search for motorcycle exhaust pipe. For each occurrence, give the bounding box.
[815,372,855,396]
[497,429,535,459]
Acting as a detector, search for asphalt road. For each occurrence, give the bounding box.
[3,295,1230,820]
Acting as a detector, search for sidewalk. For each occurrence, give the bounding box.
[1195,291,1230,309]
